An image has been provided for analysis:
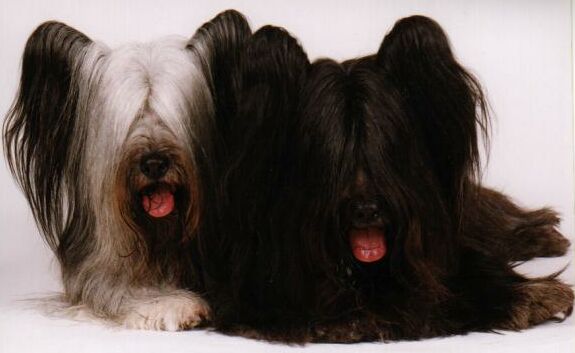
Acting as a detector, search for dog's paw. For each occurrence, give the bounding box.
[122,291,210,331]
[501,278,573,330]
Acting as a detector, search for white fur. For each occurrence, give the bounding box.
[122,289,210,331]
[62,37,214,328]
[6,21,218,332]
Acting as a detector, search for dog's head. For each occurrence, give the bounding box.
[290,16,490,307]
[87,38,214,257]
[3,12,249,275]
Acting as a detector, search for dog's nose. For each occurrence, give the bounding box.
[140,155,170,179]
[351,200,382,227]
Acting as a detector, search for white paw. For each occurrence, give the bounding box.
[122,291,210,331]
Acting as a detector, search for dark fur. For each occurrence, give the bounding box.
[201,15,573,343]
[185,10,253,289]
[188,10,252,144]
[3,22,94,270]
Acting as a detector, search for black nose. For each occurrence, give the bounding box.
[351,200,382,227]
[140,154,170,179]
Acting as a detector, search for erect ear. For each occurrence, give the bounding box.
[221,26,310,296]
[232,25,310,149]
[224,25,309,222]
[187,10,252,129]
[3,21,94,250]
[377,16,489,209]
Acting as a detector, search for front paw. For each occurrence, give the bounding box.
[122,291,210,331]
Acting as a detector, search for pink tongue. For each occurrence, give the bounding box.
[142,188,175,218]
[349,228,387,263]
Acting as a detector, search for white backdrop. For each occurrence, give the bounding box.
[0,1,572,353]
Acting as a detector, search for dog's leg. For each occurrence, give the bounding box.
[57,287,210,331]
[463,186,570,261]
[62,246,210,331]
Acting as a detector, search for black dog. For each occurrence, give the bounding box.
[199,14,573,343]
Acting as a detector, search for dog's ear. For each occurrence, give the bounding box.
[187,10,251,128]
[3,22,94,250]
[229,25,310,168]
[221,26,310,304]
[225,25,309,206]
[377,16,488,210]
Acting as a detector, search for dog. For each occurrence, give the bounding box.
[203,15,573,343]
[2,10,248,331]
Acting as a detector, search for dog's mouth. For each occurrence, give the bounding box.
[349,227,387,263]
[140,183,176,218]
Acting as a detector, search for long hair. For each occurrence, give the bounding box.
[203,14,572,343]
[378,16,490,223]
[211,25,311,327]
[3,22,99,270]
[213,15,491,327]
[3,20,216,317]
